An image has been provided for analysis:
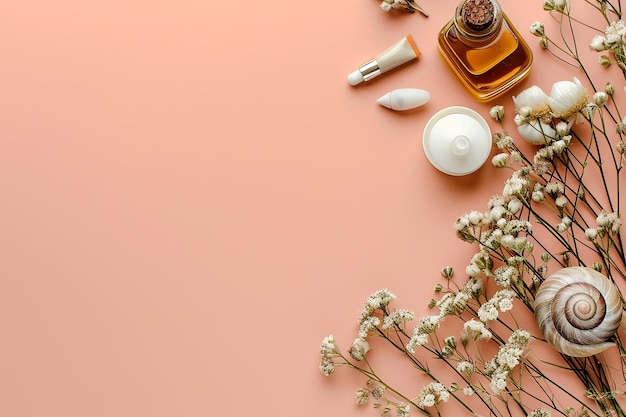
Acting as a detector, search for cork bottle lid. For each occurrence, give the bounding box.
[460,0,495,31]
[422,106,492,176]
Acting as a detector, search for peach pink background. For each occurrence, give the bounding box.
[0,1,616,416]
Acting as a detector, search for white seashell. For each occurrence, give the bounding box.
[534,266,623,357]
[377,88,431,111]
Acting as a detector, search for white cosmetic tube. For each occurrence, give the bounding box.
[377,88,431,111]
[348,34,422,86]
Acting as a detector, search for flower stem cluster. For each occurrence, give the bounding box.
[320,1,626,417]
[379,0,428,16]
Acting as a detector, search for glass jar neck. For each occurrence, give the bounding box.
[453,0,503,45]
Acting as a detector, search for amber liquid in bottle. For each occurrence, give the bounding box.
[437,0,533,101]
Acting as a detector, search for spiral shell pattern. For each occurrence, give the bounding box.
[534,266,622,357]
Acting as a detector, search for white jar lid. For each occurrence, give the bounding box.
[422,106,492,176]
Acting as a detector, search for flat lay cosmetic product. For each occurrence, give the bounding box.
[348,34,421,86]
[437,0,532,101]
[422,106,492,176]
[376,88,431,111]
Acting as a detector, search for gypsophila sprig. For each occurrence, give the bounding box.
[321,1,626,417]
[379,0,428,16]
[417,382,450,408]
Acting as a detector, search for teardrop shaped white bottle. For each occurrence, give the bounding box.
[377,88,431,111]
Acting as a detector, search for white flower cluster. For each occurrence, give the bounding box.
[503,170,532,199]
[492,152,509,168]
[493,132,514,149]
[542,0,567,13]
[512,78,587,145]
[596,210,622,234]
[416,382,450,408]
[320,289,410,375]
[355,381,386,406]
[358,316,380,339]
[456,191,533,277]
[379,0,414,11]
[544,181,564,196]
[590,20,626,55]
[415,314,441,334]
[477,289,516,321]
[527,408,551,417]
[406,275,483,353]
[355,387,369,405]
[319,335,340,376]
[462,319,492,342]
[533,134,572,174]
[465,249,491,277]
[530,180,572,232]
[585,210,623,239]
[358,288,396,321]
[382,308,414,330]
[484,330,532,394]
[490,105,505,121]
[379,0,428,15]
[406,331,429,353]
[396,403,410,417]
[493,264,520,288]
[456,360,474,375]
[357,289,396,338]
[463,276,484,299]
[434,293,455,316]
[556,216,572,233]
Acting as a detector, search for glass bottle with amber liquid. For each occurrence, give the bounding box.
[438,0,533,102]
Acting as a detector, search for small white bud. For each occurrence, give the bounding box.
[492,153,509,168]
[468,210,483,225]
[489,105,505,122]
[553,0,566,12]
[530,21,545,37]
[349,338,370,361]
[555,121,569,137]
[594,91,608,107]
[585,228,598,240]
[590,35,607,51]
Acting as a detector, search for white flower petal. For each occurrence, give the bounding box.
[548,77,587,118]
[513,85,549,111]
[590,34,607,51]
[517,119,556,145]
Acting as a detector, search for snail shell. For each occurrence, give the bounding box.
[534,266,623,357]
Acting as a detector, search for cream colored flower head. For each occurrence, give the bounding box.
[593,91,608,106]
[380,0,401,11]
[517,119,556,145]
[548,77,588,122]
[530,22,545,37]
[543,0,567,12]
[513,85,550,116]
[380,0,422,12]
[489,105,505,122]
[590,34,607,52]
[349,338,370,361]
[512,85,555,145]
